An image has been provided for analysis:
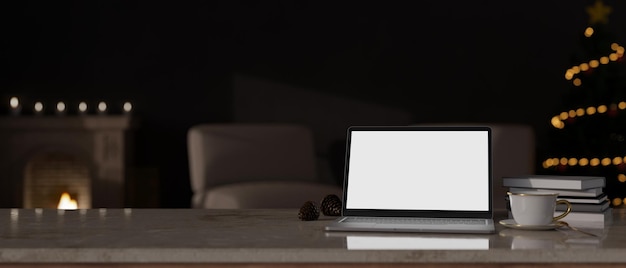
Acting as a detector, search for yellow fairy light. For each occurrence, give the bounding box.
[579,158,589,166]
[590,158,600,166]
[610,53,619,61]
[586,106,596,115]
[551,116,564,129]
[568,158,578,166]
[600,56,609,64]
[613,198,622,206]
[619,174,626,182]
[612,43,619,50]
[551,101,626,128]
[560,158,568,165]
[602,157,611,166]
[584,27,594,37]
[573,78,582,86]
[568,110,576,118]
[580,63,590,71]
[565,70,574,80]
[590,60,600,68]
[546,158,559,166]
[547,158,555,166]
[614,157,623,165]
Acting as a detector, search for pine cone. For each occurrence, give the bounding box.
[298,201,320,221]
[320,194,342,216]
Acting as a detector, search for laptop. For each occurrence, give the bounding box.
[324,125,496,234]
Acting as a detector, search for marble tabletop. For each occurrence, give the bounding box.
[0,208,625,265]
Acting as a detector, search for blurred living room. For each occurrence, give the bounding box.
[1,0,625,210]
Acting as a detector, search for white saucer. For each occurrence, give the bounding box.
[499,219,559,230]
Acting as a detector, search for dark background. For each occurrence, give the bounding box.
[2,1,625,207]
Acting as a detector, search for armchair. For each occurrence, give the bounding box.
[187,123,342,208]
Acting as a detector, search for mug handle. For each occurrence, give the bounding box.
[553,199,572,221]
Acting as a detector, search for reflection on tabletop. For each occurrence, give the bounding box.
[324,225,607,250]
[498,227,607,249]
[325,232,491,250]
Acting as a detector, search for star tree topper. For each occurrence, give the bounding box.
[586,0,612,24]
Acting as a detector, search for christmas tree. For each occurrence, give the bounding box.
[543,0,626,207]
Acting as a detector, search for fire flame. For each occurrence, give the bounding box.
[57,192,78,210]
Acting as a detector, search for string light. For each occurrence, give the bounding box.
[7,99,134,115]
[543,155,626,168]
[9,97,19,109]
[78,102,88,114]
[123,102,133,114]
[97,101,107,114]
[550,101,626,129]
[568,158,578,166]
[586,106,596,115]
[613,198,622,206]
[563,41,624,86]
[600,56,609,64]
[56,101,66,116]
[34,101,44,115]
[584,27,594,37]
[9,96,21,115]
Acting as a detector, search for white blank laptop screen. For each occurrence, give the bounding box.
[345,130,490,211]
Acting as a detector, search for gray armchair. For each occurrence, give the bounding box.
[187,123,342,208]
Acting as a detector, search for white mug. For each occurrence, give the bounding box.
[507,191,572,226]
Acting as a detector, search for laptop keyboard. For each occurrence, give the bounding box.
[343,217,486,225]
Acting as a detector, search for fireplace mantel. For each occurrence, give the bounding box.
[0,115,136,208]
[0,116,134,129]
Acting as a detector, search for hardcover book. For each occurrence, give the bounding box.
[556,199,610,212]
[559,193,608,204]
[508,187,604,198]
[502,175,606,190]
[505,193,608,205]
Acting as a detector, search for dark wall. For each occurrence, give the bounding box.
[2,1,625,207]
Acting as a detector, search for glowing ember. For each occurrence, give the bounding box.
[57,192,78,210]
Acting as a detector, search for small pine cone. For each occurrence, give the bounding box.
[320,194,342,216]
[298,201,320,221]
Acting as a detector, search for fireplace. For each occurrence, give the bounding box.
[23,152,91,209]
[0,115,134,208]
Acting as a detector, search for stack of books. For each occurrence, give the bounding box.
[502,175,612,228]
